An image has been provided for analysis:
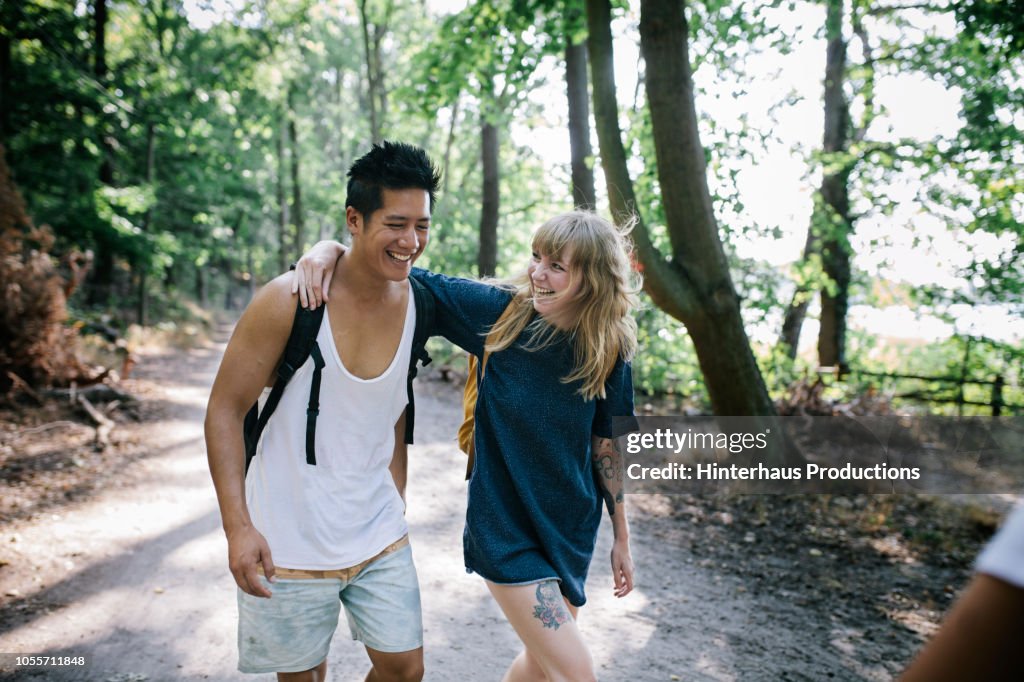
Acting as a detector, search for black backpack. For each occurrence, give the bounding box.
[243,274,435,475]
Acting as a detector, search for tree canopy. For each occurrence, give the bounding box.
[3,0,1020,413]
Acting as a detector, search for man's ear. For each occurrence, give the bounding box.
[346,206,362,238]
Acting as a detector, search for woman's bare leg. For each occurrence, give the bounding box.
[487,580,595,682]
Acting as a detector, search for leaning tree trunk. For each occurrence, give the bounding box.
[478,119,499,278]
[585,0,780,419]
[585,0,683,318]
[565,31,596,208]
[816,0,853,371]
[638,0,778,417]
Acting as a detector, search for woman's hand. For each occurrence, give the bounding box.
[290,240,346,309]
[611,536,635,598]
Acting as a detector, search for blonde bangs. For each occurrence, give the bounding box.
[531,218,575,262]
[485,211,641,401]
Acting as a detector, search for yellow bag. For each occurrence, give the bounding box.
[457,301,515,480]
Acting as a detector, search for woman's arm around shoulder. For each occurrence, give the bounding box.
[408,267,515,356]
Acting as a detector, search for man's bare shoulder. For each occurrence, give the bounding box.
[208,273,303,413]
[233,273,302,344]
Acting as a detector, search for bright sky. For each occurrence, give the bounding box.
[183,0,1021,346]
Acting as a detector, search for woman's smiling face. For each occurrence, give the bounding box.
[528,247,580,329]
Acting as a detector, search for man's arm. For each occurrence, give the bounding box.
[900,574,1024,681]
[390,409,409,504]
[592,435,635,598]
[205,275,296,598]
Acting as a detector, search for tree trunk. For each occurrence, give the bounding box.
[359,0,380,143]
[359,0,392,143]
[585,0,781,420]
[374,32,388,137]
[777,219,816,359]
[816,0,853,371]
[638,0,778,417]
[585,0,685,319]
[777,0,856,365]
[478,120,499,278]
[197,267,208,309]
[137,122,156,326]
[93,0,107,84]
[246,242,256,302]
[0,31,10,140]
[87,0,114,306]
[287,90,304,257]
[442,97,459,194]
[276,112,289,272]
[94,0,113,186]
[565,35,595,208]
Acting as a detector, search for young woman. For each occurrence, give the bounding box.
[294,211,640,681]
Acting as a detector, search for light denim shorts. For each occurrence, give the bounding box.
[237,543,423,674]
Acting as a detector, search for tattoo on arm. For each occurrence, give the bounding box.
[592,437,625,516]
[532,581,570,630]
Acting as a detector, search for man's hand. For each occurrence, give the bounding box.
[290,240,346,309]
[227,524,277,598]
[611,536,635,598]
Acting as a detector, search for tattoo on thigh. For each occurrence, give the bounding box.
[532,581,570,630]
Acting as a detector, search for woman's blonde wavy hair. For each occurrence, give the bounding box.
[485,210,642,401]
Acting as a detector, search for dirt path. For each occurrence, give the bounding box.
[0,331,1005,681]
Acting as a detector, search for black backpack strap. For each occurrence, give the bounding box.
[305,343,326,466]
[404,274,436,444]
[277,301,327,384]
[244,300,326,474]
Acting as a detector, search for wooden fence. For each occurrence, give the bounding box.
[825,368,1020,416]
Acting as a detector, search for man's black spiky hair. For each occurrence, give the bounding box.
[345,141,442,218]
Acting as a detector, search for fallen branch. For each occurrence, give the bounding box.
[5,371,44,405]
[18,420,84,436]
[77,394,115,450]
[48,384,134,404]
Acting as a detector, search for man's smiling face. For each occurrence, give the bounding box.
[349,187,431,281]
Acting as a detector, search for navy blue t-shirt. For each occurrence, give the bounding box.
[412,268,635,607]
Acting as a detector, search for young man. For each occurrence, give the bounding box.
[205,141,440,682]
[900,502,1024,681]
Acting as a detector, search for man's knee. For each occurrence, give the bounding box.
[392,656,424,682]
[375,661,423,682]
[369,649,424,682]
[399,659,424,682]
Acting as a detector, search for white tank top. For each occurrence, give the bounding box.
[246,292,415,569]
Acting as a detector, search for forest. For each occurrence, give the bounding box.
[2,0,1022,414]
[1,2,1023,680]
